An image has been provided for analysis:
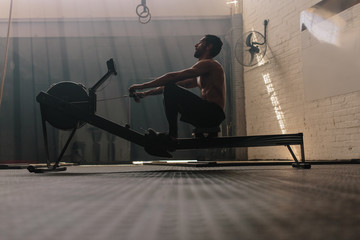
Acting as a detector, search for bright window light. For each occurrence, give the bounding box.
[226,1,238,5]
[262,73,287,134]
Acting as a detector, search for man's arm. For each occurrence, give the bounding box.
[177,78,197,88]
[129,60,211,91]
[142,87,164,96]
[132,78,196,102]
[141,79,197,92]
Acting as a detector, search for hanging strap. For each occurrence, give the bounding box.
[0,0,14,109]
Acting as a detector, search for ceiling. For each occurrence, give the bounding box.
[0,0,233,20]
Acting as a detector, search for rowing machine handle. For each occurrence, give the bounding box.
[129,89,141,103]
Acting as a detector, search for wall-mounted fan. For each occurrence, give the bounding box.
[235,20,269,67]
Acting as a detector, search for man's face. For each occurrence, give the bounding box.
[194,37,207,58]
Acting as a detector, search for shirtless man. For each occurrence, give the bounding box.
[129,34,225,141]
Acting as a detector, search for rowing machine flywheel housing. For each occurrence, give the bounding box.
[44,82,91,130]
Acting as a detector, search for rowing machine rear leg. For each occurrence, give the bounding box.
[286,145,311,169]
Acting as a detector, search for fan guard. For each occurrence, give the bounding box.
[235,31,267,67]
[235,20,269,67]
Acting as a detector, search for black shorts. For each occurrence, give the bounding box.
[164,84,225,128]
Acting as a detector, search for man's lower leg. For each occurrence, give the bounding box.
[164,84,181,138]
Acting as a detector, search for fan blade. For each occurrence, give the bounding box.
[245,33,253,47]
[249,51,255,65]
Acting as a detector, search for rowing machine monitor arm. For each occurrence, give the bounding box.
[88,58,118,113]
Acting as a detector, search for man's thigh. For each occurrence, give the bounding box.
[165,84,224,127]
[179,99,223,127]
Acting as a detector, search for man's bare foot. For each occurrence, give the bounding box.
[147,129,177,151]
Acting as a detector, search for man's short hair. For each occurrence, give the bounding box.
[204,34,223,58]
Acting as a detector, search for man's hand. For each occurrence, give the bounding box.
[128,83,164,103]
[128,84,145,103]
[129,88,145,103]
[128,83,144,92]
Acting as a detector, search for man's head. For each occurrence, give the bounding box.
[194,35,223,59]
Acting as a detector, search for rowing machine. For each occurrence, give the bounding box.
[28,59,310,173]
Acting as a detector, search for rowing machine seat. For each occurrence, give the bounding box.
[192,126,220,138]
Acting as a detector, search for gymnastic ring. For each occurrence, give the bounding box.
[139,13,151,24]
[136,4,150,18]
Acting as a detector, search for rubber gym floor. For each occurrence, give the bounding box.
[0,163,359,240]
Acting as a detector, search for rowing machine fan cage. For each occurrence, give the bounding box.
[44,82,90,130]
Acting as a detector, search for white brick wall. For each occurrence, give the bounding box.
[240,0,360,160]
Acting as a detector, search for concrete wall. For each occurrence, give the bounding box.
[241,0,360,160]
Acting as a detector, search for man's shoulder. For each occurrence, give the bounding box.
[198,58,217,63]
[193,59,222,67]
